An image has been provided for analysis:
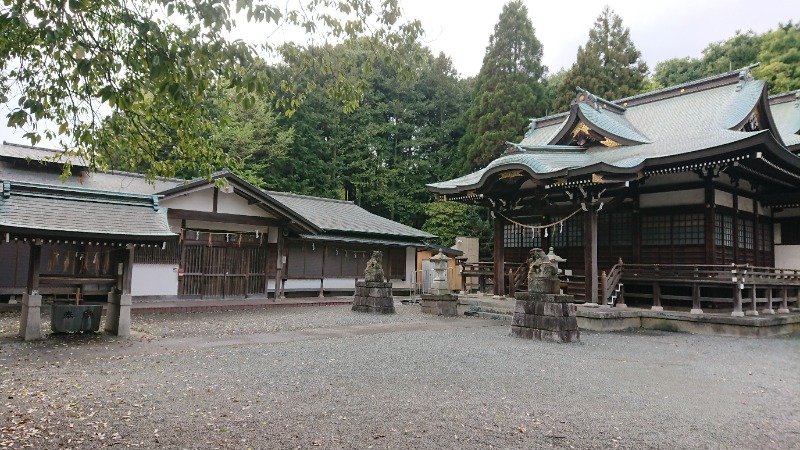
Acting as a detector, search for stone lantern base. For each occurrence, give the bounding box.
[511,291,580,343]
[421,292,457,316]
[352,281,395,314]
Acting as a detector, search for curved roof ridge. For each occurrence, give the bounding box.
[719,78,767,130]
[577,103,652,144]
[614,64,760,107]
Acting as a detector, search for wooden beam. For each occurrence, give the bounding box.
[705,174,716,264]
[493,213,505,297]
[26,242,41,294]
[584,205,598,304]
[167,209,281,227]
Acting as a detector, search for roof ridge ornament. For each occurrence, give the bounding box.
[572,87,626,114]
[735,65,757,92]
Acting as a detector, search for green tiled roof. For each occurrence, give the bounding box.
[0,181,175,241]
[0,142,183,194]
[267,191,434,240]
[770,92,800,147]
[297,234,429,248]
[430,68,798,193]
[577,103,651,144]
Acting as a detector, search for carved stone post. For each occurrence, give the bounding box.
[352,251,394,314]
[511,248,579,343]
[19,242,42,341]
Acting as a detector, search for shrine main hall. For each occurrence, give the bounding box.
[428,67,800,317]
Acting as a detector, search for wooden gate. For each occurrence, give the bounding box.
[180,231,268,298]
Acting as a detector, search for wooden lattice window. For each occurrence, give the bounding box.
[503,223,541,248]
[598,211,632,246]
[642,215,670,245]
[134,239,181,264]
[737,218,754,250]
[674,214,704,245]
[758,221,772,252]
[715,213,734,247]
[551,215,583,247]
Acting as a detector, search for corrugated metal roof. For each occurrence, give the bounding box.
[267,191,435,239]
[0,181,175,240]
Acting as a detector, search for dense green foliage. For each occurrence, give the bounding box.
[421,201,492,256]
[3,0,797,245]
[553,6,648,112]
[458,0,547,171]
[652,22,800,94]
[238,40,471,228]
[0,0,422,180]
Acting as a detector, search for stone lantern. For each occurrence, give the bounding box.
[421,250,457,316]
[429,250,450,295]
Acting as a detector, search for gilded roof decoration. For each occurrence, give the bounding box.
[429,67,800,194]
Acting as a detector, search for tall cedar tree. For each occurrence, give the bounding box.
[459,0,547,171]
[554,6,648,112]
[270,40,470,227]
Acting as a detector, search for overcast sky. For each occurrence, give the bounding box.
[1,0,797,146]
[401,0,797,77]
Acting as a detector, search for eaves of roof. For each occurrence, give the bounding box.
[158,170,321,234]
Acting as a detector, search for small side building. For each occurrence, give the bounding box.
[0,142,435,302]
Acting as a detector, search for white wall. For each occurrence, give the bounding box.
[131,264,179,296]
[640,189,703,208]
[217,192,273,217]
[642,172,699,187]
[775,246,800,270]
[161,186,214,211]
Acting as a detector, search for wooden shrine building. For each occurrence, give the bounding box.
[428,67,800,315]
[0,142,434,314]
[0,180,175,339]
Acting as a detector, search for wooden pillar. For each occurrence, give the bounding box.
[732,193,739,263]
[19,241,42,341]
[704,174,716,264]
[746,284,759,316]
[763,286,775,314]
[319,244,326,298]
[584,204,599,305]
[274,229,285,300]
[732,271,744,317]
[631,180,641,264]
[493,213,505,297]
[778,286,790,313]
[652,281,663,311]
[691,266,703,314]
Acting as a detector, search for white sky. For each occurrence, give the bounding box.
[1,0,797,145]
[401,0,798,77]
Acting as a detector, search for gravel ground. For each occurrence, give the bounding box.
[0,303,798,449]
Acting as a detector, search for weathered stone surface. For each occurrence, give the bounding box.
[421,293,457,316]
[364,251,385,282]
[353,278,394,314]
[515,292,573,303]
[510,249,579,343]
